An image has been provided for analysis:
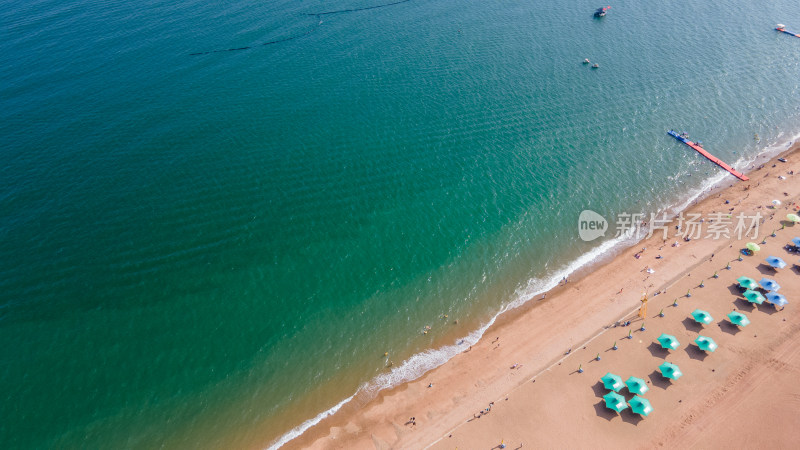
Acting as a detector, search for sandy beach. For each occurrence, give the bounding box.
[291,142,800,449]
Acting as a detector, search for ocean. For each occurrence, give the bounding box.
[2,0,799,447]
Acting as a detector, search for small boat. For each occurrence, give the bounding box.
[778,158,787,163]
[776,23,800,38]
[591,63,599,69]
[583,58,590,64]
[594,6,611,17]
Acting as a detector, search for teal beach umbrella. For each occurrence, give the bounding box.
[737,276,758,290]
[691,309,713,325]
[628,395,653,417]
[659,361,683,380]
[601,373,624,392]
[727,310,750,327]
[603,391,628,413]
[657,333,680,350]
[626,376,649,395]
[695,335,718,352]
[743,290,765,304]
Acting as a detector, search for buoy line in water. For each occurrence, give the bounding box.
[189,0,412,56]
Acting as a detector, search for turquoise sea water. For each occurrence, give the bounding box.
[2,0,800,447]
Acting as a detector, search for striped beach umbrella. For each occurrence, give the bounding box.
[766,256,787,269]
[737,276,759,290]
[659,361,682,380]
[691,309,713,325]
[601,373,624,392]
[766,292,788,307]
[787,214,800,223]
[628,395,653,417]
[603,391,628,413]
[743,289,765,304]
[759,278,781,292]
[626,376,649,396]
[727,310,750,327]
[695,335,718,352]
[657,333,680,350]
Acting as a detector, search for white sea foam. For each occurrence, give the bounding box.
[268,129,800,449]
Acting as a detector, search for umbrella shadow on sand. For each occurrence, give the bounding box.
[756,263,777,275]
[734,298,756,311]
[593,400,619,421]
[685,344,708,361]
[620,407,645,425]
[718,320,741,336]
[682,317,704,333]
[755,303,779,316]
[648,369,672,390]
[727,284,744,295]
[592,381,609,398]
[647,342,670,358]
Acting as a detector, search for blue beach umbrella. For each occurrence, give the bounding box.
[626,376,649,396]
[759,278,781,292]
[691,309,713,325]
[629,396,653,417]
[791,237,800,247]
[727,310,750,327]
[603,391,628,413]
[657,334,680,350]
[766,256,787,269]
[743,289,765,304]
[766,292,788,307]
[695,335,718,352]
[601,373,624,392]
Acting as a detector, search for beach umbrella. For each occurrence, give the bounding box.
[628,395,653,417]
[603,391,628,413]
[791,237,800,247]
[766,256,787,269]
[743,289,765,304]
[773,200,782,207]
[727,310,750,327]
[787,214,800,223]
[626,376,649,396]
[737,276,759,290]
[601,373,624,392]
[759,278,781,292]
[766,292,788,307]
[691,309,713,325]
[659,361,683,380]
[746,242,761,253]
[695,335,718,352]
[657,333,680,350]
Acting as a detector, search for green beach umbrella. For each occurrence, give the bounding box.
[737,276,758,290]
[746,242,761,252]
[603,391,628,413]
[659,361,683,380]
[695,335,718,352]
[626,376,649,395]
[691,309,713,325]
[727,310,750,327]
[787,214,800,223]
[628,395,653,417]
[601,373,624,392]
[657,333,680,350]
[743,289,765,304]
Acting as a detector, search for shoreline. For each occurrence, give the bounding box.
[275,139,800,449]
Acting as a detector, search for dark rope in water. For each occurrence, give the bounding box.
[304,0,412,16]
[189,0,412,56]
